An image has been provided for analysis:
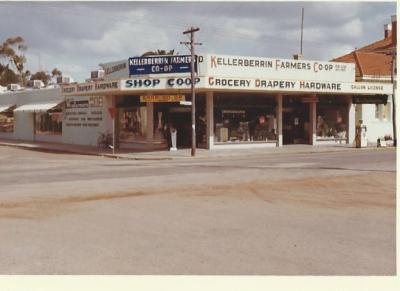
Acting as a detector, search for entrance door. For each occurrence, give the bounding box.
[282,102,309,144]
[169,109,192,148]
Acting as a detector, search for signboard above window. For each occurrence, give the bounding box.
[129,55,197,75]
[352,94,388,104]
[140,95,185,103]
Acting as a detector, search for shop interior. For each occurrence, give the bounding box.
[213,93,277,144]
[115,94,206,149]
[282,96,310,144]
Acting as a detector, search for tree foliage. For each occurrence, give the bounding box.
[0,36,27,86]
[0,36,63,87]
[141,49,175,57]
[30,71,51,85]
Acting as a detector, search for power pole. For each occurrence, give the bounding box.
[391,50,397,146]
[181,27,201,156]
[300,7,304,56]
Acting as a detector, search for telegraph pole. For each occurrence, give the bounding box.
[391,50,397,146]
[182,27,201,156]
[300,7,304,55]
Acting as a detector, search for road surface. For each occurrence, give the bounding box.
[0,146,396,275]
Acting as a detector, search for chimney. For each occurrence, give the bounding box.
[391,15,397,45]
[384,23,392,38]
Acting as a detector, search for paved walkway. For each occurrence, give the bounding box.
[0,138,391,160]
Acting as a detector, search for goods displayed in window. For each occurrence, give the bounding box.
[0,113,13,133]
[214,107,277,143]
[118,107,147,142]
[316,106,347,140]
[35,112,62,135]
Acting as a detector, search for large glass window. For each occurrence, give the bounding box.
[34,111,62,135]
[214,95,277,144]
[316,105,347,140]
[118,107,147,142]
[0,111,14,133]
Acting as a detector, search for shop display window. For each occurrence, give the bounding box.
[118,107,147,142]
[214,96,277,144]
[316,105,347,140]
[0,112,14,133]
[35,111,62,135]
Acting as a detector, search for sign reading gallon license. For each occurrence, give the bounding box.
[140,95,185,103]
[129,55,197,75]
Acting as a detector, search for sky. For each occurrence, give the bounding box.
[0,1,396,82]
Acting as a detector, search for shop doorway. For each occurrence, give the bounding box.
[168,107,192,148]
[282,99,310,144]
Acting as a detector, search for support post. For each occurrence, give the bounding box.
[309,96,317,145]
[206,91,214,149]
[347,98,356,145]
[276,93,283,147]
[146,102,154,143]
[112,95,116,154]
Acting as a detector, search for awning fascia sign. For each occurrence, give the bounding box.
[352,95,388,104]
[14,101,64,112]
[0,104,16,113]
[62,77,393,96]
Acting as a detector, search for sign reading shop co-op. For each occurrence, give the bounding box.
[129,55,197,75]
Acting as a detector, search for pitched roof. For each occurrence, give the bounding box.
[332,36,395,77]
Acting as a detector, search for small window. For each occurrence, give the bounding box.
[375,103,391,121]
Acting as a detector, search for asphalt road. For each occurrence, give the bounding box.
[0,146,396,275]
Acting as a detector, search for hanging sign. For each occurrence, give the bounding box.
[129,55,196,75]
[140,95,185,103]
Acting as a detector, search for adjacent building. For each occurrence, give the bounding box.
[332,15,397,144]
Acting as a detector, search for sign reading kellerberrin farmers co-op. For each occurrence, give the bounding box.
[203,54,356,83]
[129,55,197,75]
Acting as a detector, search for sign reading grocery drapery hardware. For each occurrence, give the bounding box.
[129,55,197,75]
[61,80,120,95]
[140,95,185,102]
[62,77,392,96]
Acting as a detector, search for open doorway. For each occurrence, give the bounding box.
[283,97,310,144]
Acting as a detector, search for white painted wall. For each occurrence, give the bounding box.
[13,111,34,140]
[359,95,394,144]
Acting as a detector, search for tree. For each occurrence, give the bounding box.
[30,71,51,85]
[0,65,19,86]
[0,36,27,85]
[51,68,62,77]
[141,49,175,57]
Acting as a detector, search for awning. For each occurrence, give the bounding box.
[14,101,64,112]
[0,104,15,113]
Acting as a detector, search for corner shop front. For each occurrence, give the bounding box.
[61,54,392,150]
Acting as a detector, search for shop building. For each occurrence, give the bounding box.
[332,15,397,144]
[0,53,393,151]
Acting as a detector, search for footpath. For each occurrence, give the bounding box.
[0,138,393,161]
